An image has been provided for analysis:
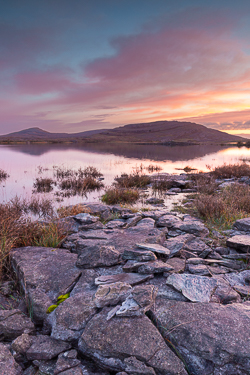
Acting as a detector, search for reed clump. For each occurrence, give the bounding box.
[114,170,151,189]
[211,163,250,179]
[0,169,9,180]
[33,177,56,193]
[102,187,139,205]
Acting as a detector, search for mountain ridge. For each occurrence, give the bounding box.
[0,121,246,144]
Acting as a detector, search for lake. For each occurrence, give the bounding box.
[0,143,249,207]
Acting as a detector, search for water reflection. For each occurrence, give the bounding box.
[4,143,230,161]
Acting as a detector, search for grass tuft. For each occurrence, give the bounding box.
[101,187,139,205]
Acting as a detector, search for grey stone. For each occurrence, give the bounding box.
[115,296,140,316]
[54,352,81,375]
[124,356,156,374]
[122,249,157,262]
[132,284,157,310]
[26,335,71,360]
[56,366,83,375]
[76,245,121,268]
[95,273,153,286]
[48,292,97,342]
[225,270,250,287]
[233,217,250,232]
[0,343,22,375]
[227,235,250,252]
[211,283,241,304]
[79,221,104,230]
[146,197,164,204]
[136,218,155,228]
[0,309,34,341]
[105,219,125,229]
[153,299,250,375]
[166,274,218,302]
[78,309,186,374]
[73,213,99,224]
[232,285,250,297]
[164,258,186,273]
[156,214,182,228]
[11,333,33,355]
[123,215,142,228]
[172,220,209,237]
[94,282,132,308]
[137,261,174,274]
[163,234,195,257]
[187,264,210,276]
[11,247,81,322]
[136,242,170,256]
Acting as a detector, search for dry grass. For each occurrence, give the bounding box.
[193,183,250,229]
[146,164,163,172]
[115,171,151,188]
[190,173,219,195]
[57,204,91,218]
[33,177,56,193]
[152,176,173,193]
[59,175,104,197]
[101,187,139,205]
[0,198,68,280]
[0,169,9,181]
[211,163,250,179]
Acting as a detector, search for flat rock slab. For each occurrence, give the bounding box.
[95,273,153,286]
[137,260,174,274]
[122,249,157,262]
[26,335,71,361]
[166,274,218,302]
[172,221,209,237]
[0,343,22,375]
[0,309,34,341]
[153,299,250,375]
[76,245,121,268]
[156,214,182,228]
[226,235,250,252]
[136,243,170,256]
[94,282,132,308]
[11,247,81,323]
[79,309,187,374]
[225,270,250,287]
[48,292,97,342]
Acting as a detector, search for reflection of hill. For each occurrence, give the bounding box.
[5,143,231,161]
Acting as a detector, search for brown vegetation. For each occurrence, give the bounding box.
[101,187,139,205]
[114,170,151,189]
[211,163,250,178]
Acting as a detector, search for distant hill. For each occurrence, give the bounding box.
[87,121,245,144]
[0,121,246,144]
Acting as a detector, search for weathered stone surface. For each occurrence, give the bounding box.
[76,245,121,268]
[124,356,156,375]
[95,273,153,286]
[56,366,83,375]
[48,293,97,342]
[122,249,157,262]
[105,219,125,229]
[226,235,250,252]
[225,270,250,287]
[0,309,34,341]
[79,309,186,374]
[115,296,140,317]
[135,218,155,228]
[164,234,196,257]
[11,247,81,322]
[11,333,33,355]
[166,274,218,302]
[132,285,157,310]
[153,298,250,375]
[172,220,209,237]
[187,264,210,276]
[54,351,81,375]
[0,343,22,375]
[233,284,250,296]
[137,260,174,274]
[156,214,182,228]
[73,213,99,224]
[123,215,142,228]
[136,242,170,256]
[233,217,250,232]
[211,283,241,304]
[165,257,186,273]
[26,335,71,360]
[94,282,132,308]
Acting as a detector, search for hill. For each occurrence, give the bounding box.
[0,121,245,144]
[86,121,245,144]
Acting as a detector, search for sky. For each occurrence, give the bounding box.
[1,0,250,135]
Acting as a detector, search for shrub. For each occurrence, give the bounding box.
[211,163,250,179]
[193,183,250,229]
[101,187,139,205]
[33,177,56,193]
[115,171,151,188]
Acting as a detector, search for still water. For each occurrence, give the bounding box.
[0,143,249,206]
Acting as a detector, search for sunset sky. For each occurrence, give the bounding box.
[1,0,250,135]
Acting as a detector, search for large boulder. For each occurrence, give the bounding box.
[79,308,187,374]
[76,245,121,268]
[152,298,250,375]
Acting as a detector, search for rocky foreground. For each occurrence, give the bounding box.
[1,200,250,375]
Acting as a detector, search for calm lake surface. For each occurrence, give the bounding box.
[1,143,249,206]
